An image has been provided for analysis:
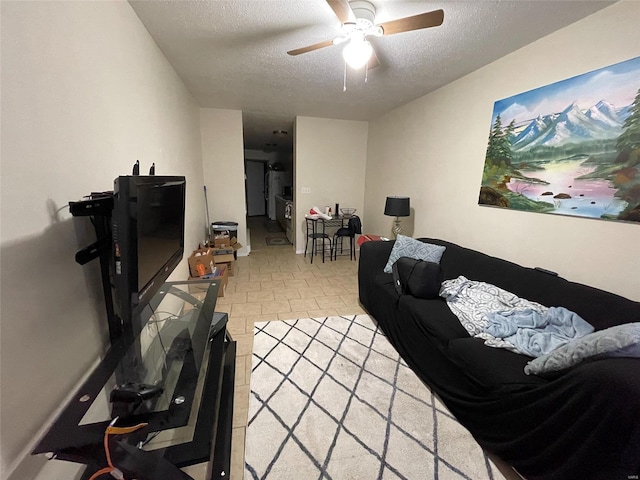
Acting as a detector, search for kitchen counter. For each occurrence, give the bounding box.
[275,195,293,244]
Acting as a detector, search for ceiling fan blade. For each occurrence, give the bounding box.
[287,39,335,56]
[326,0,355,24]
[378,9,444,36]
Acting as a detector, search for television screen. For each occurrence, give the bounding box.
[136,181,185,292]
[112,175,186,338]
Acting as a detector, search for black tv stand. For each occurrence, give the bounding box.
[32,280,235,480]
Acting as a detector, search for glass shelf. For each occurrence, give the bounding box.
[33,279,235,477]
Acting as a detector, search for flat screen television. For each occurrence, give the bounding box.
[111,175,186,337]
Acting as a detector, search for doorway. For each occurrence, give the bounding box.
[245,160,266,216]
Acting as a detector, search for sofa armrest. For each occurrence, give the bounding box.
[360,239,393,270]
[358,239,394,310]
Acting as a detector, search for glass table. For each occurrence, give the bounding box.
[32,280,235,480]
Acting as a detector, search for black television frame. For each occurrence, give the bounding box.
[111,175,186,340]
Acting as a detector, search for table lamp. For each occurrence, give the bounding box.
[384,196,410,238]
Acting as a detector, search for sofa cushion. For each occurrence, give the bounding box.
[525,322,640,376]
[398,295,470,342]
[383,235,446,273]
[447,337,547,392]
[393,257,443,299]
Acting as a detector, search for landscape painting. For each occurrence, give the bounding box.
[479,55,640,223]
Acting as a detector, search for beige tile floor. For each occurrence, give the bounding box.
[184,216,365,480]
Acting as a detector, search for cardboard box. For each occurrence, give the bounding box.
[213,237,230,248]
[211,246,234,255]
[188,248,217,277]
[208,265,228,297]
[206,235,241,258]
[188,265,227,297]
[212,232,232,248]
[213,253,235,276]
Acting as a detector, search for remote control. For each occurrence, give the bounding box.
[110,383,164,403]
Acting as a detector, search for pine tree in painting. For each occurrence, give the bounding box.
[486,115,513,166]
[617,88,640,152]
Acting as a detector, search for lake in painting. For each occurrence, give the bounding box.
[479,55,640,224]
[507,157,627,218]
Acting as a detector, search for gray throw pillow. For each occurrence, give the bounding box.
[383,235,446,274]
[524,322,640,375]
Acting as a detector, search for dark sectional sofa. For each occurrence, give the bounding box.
[358,238,640,480]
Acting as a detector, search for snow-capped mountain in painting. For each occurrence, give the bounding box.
[511,100,631,151]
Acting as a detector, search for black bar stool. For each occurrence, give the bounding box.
[304,217,332,263]
[332,215,361,260]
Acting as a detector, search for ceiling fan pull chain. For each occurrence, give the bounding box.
[343,61,347,92]
[365,62,369,84]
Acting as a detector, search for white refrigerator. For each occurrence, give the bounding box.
[266,171,284,220]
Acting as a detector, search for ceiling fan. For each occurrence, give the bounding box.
[287,0,444,70]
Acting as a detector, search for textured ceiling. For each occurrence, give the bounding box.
[129,0,616,152]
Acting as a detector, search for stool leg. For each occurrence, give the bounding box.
[310,236,315,264]
[321,237,330,263]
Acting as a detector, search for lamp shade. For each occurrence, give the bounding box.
[384,196,410,217]
[343,38,373,69]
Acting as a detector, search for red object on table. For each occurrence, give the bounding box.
[357,234,383,247]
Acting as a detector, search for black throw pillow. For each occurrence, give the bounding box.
[392,257,443,299]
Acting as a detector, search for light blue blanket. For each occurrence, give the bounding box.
[485,307,594,357]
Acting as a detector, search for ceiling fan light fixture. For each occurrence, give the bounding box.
[342,38,373,70]
[350,1,376,26]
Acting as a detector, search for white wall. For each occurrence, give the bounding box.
[200,108,248,254]
[364,1,640,301]
[294,117,368,253]
[0,2,204,477]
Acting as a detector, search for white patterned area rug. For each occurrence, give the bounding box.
[244,315,507,480]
